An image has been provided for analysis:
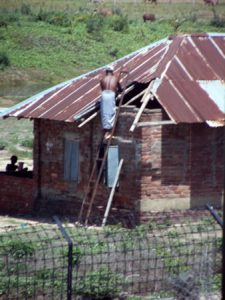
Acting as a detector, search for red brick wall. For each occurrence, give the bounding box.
[33,110,140,216]
[138,111,224,211]
[32,108,224,215]
[1,107,222,217]
[0,174,34,214]
[189,123,224,207]
[33,119,93,215]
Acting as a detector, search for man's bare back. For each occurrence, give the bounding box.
[100,73,121,93]
[100,67,128,139]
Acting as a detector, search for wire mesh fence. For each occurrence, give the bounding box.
[0,212,222,300]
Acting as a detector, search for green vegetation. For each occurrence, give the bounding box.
[0,1,224,88]
[0,217,221,298]
[211,8,225,27]
[74,267,123,299]
[0,52,10,70]
[0,238,36,259]
[0,118,33,160]
[0,0,224,162]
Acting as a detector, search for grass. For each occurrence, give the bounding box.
[0,118,33,162]
[0,0,224,162]
[0,1,224,86]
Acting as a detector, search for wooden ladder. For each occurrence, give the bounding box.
[78,74,129,225]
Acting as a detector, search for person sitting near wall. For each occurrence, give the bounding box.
[6,155,18,173]
[5,156,28,176]
[18,161,28,173]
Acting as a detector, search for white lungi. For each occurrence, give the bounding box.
[100,90,116,130]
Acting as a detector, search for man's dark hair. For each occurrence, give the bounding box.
[11,155,18,163]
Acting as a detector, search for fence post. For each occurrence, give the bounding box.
[223,127,225,300]
[206,204,223,228]
[53,216,73,300]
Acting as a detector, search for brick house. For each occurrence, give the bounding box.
[1,33,224,220]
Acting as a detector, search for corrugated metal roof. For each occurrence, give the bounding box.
[2,33,225,124]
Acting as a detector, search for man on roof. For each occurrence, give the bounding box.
[100,65,128,140]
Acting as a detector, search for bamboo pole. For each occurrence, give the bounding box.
[102,159,124,227]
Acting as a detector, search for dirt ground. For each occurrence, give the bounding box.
[0,215,39,228]
[0,215,56,231]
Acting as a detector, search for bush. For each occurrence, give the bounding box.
[1,239,36,260]
[34,9,71,27]
[20,138,33,149]
[112,7,123,16]
[0,12,19,27]
[74,13,90,24]
[0,20,8,28]
[109,48,119,58]
[86,15,105,34]
[0,143,5,150]
[47,13,72,27]
[20,3,32,15]
[33,8,51,22]
[108,15,129,32]
[5,12,19,22]
[170,17,186,32]
[0,52,10,70]
[210,9,225,27]
[74,267,123,298]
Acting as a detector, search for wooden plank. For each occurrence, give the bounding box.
[123,88,146,106]
[102,159,124,227]
[129,94,151,132]
[78,112,98,128]
[137,120,175,127]
[129,80,155,132]
[117,85,134,99]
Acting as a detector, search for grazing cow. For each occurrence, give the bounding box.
[143,13,156,22]
[90,0,102,3]
[145,0,157,4]
[203,0,218,5]
[99,8,113,17]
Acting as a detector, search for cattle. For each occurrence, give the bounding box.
[99,8,113,17]
[90,0,102,3]
[145,0,157,4]
[203,0,218,5]
[143,13,156,22]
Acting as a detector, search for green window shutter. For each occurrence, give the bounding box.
[64,139,79,181]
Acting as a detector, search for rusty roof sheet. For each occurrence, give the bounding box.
[2,33,225,124]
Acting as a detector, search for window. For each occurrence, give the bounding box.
[64,139,79,181]
[106,145,119,188]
